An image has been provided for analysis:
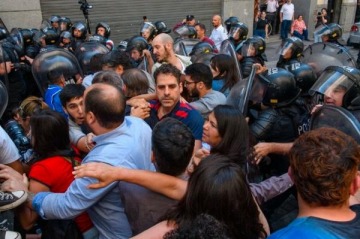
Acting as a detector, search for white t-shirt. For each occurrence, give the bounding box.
[267,0,279,13]
[281,3,294,21]
[210,25,228,51]
[0,126,21,164]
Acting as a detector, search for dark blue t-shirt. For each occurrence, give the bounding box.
[145,100,204,140]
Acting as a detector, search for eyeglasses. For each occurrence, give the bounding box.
[184,81,197,87]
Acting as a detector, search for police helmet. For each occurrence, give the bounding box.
[140,22,157,41]
[126,36,148,53]
[224,16,240,32]
[59,17,72,31]
[71,22,87,39]
[50,15,61,24]
[189,41,214,56]
[287,63,317,94]
[174,25,197,39]
[43,28,60,45]
[95,22,111,38]
[60,31,72,41]
[117,39,129,52]
[280,37,304,60]
[20,29,34,46]
[309,66,360,108]
[241,36,266,57]
[0,27,8,41]
[154,21,171,35]
[327,23,342,41]
[260,67,301,108]
[88,34,106,45]
[228,22,248,42]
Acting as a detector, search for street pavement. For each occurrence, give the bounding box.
[264,32,358,68]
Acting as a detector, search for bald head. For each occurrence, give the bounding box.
[153,33,174,46]
[85,83,126,129]
[212,14,222,28]
[152,33,175,63]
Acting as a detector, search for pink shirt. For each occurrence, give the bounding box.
[291,19,306,34]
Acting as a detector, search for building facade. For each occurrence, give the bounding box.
[0,0,357,43]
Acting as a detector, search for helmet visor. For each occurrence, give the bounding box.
[280,42,295,57]
[249,75,268,104]
[309,68,354,100]
[241,42,258,57]
[228,27,243,40]
[313,25,331,42]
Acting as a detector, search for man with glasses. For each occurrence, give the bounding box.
[184,63,226,119]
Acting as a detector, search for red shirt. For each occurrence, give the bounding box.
[29,155,93,233]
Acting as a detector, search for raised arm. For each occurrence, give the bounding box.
[73,162,187,200]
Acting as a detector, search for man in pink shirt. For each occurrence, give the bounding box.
[291,15,309,41]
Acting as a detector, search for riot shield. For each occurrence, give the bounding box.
[173,38,200,56]
[310,105,360,143]
[75,41,109,75]
[219,39,242,81]
[301,42,356,77]
[40,19,51,31]
[0,80,8,119]
[10,28,24,57]
[0,45,9,90]
[32,49,83,96]
[220,39,255,115]
[191,52,217,67]
[226,65,260,115]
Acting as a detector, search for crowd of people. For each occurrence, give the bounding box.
[0,2,360,239]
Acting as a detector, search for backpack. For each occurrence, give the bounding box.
[40,219,83,239]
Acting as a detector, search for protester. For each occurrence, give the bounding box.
[268,128,360,238]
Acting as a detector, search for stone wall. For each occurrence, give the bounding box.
[223,0,255,34]
[0,0,42,30]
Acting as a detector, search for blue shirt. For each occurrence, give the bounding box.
[145,100,204,140]
[32,116,155,239]
[44,84,67,118]
[268,204,360,239]
[212,79,230,97]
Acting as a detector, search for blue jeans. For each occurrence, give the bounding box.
[255,29,266,39]
[281,20,292,40]
[293,29,309,40]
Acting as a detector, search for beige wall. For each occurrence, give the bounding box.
[0,0,42,30]
[223,0,254,34]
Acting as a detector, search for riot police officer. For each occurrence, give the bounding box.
[251,67,303,177]
[276,37,304,69]
[95,22,113,50]
[71,21,87,51]
[227,22,248,62]
[314,23,343,45]
[126,36,154,73]
[240,36,267,78]
[154,21,171,35]
[140,22,157,44]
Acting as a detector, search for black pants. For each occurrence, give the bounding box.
[266,12,277,35]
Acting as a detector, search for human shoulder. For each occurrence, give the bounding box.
[268,217,317,239]
[175,54,192,66]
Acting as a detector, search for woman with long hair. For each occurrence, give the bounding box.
[210,54,240,97]
[201,104,249,169]
[134,154,267,239]
[8,109,98,238]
